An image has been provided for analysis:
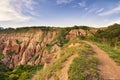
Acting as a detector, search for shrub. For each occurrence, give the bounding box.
[0,72,9,80]
[0,53,4,60]
[19,72,30,80]
[11,64,43,80]
[9,74,19,80]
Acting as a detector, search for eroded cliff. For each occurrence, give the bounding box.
[0,27,87,68]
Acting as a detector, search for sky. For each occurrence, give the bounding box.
[0,0,120,28]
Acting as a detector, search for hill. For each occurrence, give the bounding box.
[0,24,120,80]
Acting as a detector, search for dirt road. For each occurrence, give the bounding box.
[85,41,120,79]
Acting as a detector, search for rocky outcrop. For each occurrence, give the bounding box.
[66,29,87,39]
[0,28,87,68]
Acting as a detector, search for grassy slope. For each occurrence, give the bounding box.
[32,39,99,80]
[32,44,81,79]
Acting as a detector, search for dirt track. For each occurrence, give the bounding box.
[59,54,78,80]
[85,41,120,79]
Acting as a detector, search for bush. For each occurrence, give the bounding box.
[0,53,4,60]
[19,72,30,80]
[57,28,70,47]
[0,64,43,80]
[94,24,120,47]
[0,62,10,72]
[0,72,9,80]
[9,74,19,80]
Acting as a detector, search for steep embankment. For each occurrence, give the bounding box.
[0,29,60,68]
[0,27,87,68]
[32,40,99,80]
[32,40,82,80]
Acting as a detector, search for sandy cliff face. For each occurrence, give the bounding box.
[66,29,87,38]
[0,28,87,68]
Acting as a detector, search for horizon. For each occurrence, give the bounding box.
[0,0,120,28]
[1,23,119,29]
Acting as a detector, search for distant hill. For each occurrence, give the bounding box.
[94,23,120,47]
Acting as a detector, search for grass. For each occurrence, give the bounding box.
[0,64,43,80]
[32,42,85,80]
[32,41,100,80]
[68,45,99,80]
[92,42,120,65]
[62,38,81,49]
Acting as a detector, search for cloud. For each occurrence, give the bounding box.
[56,0,73,4]
[107,18,120,25]
[0,0,35,22]
[96,8,104,13]
[87,8,97,13]
[84,4,97,13]
[11,0,36,13]
[78,1,86,7]
[99,5,120,16]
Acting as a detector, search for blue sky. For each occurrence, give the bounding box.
[0,0,120,28]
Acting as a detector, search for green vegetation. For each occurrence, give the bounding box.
[0,64,43,80]
[0,62,10,80]
[64,25,90,30]
[56,28,70,47]
[0,72,9,80]
[32,41,84,80]
[0,26,54,34]
[88,24,120,65]
[1,24,120,80]
[68,45,99,80]
[94,24,120,48]
[32,40,99,80]
[32,47,81,80]
[0,62,10,72]
[0,53,4,60]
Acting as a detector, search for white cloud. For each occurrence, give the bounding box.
[0,0,35,22]
[87,8,97,13]
[78,1,86,7]
[99,5,120,16]
[107,19,120,26]
[96,8,104,13]
[11,0,36,13]
[56,0,73,4]
[84,5,97,13]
